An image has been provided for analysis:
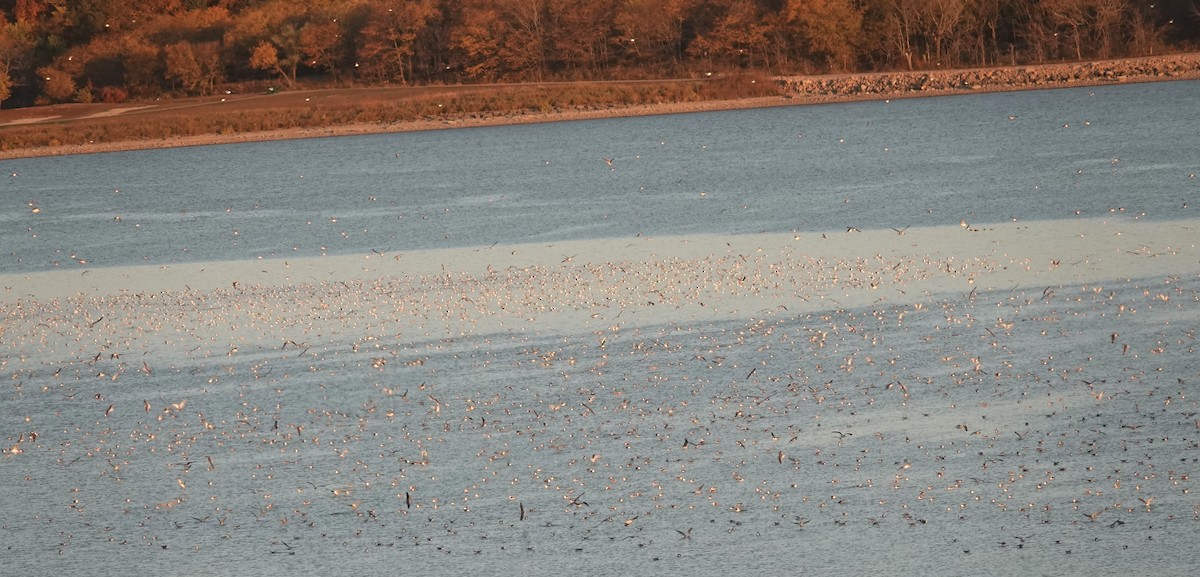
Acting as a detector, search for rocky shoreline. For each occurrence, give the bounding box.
[778,53,1200,101]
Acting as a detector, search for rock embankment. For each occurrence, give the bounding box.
[779,53,1200,101]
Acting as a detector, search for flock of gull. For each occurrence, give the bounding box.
[2,214,1198,574]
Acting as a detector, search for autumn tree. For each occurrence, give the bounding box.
[0,0,1197,109]
[354,0,439,83]
[409,0,459,82]
[118,36,163,97]
[166,40,223,94]
[1041,0,1090,60]
[71,34,125,90]
[129,7,233,95]
[452,0,503,80]
[548,0,619,78]
[37,64,75,102]
[1127,1,1170,56]
[687,0,780,70]
[1087,0,1127,59]
[785,0,863,71]
[613,0,699,69]
[863,0,915,69]
[61,0,170,39]
[1013,0,1053,61]
[250,39,288,86]
[224,0,307,80]
[924,0,966,66]
[299,19,345,79]
[0,67,9,106]
[11,0,49,24]
[244,14,303,86]
[144,6,233,46]
[962,0,1013,66]
[0,21,36,107]
[453,0,555,81]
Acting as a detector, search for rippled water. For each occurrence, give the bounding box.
[3,80,1199,274]
[2,81,1199,577]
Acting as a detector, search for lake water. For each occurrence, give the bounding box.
[2,80,1199,577]
[4,80,1199,274]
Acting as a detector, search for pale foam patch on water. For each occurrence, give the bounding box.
[4,216,1195,312]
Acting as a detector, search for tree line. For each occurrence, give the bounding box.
[1,0,1197,108]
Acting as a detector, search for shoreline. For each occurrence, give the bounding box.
[3,53,1199,160]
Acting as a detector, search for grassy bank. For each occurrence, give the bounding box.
[0,75,777,153]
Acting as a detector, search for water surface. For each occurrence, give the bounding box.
[2,81,1199,577]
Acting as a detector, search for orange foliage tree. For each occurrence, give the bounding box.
[0,0,1195,107]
